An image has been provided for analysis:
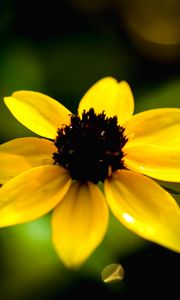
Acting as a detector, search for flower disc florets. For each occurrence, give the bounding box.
[53,108,128,183]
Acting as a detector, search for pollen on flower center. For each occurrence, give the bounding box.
[53,108,128,183]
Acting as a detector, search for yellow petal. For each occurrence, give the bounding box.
[0,165,71,227]
[124,108,180,148]
[0,137,56,185]
[105,170,180,253]
[78,77,134,124]
[4,91,71,139]
[52,181,109,268]
[124,145,180,182]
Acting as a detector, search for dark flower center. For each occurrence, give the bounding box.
[53,108,128,183]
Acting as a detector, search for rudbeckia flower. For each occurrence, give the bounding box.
[0,77,180,268]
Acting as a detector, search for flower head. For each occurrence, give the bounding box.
[0,77,180,268]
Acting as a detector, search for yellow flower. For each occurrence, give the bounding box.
[0,77,180,268]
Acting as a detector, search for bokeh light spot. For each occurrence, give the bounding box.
[101,263,124,283]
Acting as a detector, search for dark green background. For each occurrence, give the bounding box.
[0,1,179,299]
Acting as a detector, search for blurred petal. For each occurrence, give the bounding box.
[78,77,134,124]
[105,170,180,253]
[124,108,180,148]
[124,144,180,182]
[4,91,71,139]
[0,165,71,227]
[0,137,56,185]
[52,181,109,268]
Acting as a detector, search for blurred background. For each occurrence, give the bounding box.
[0,0,180,299]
